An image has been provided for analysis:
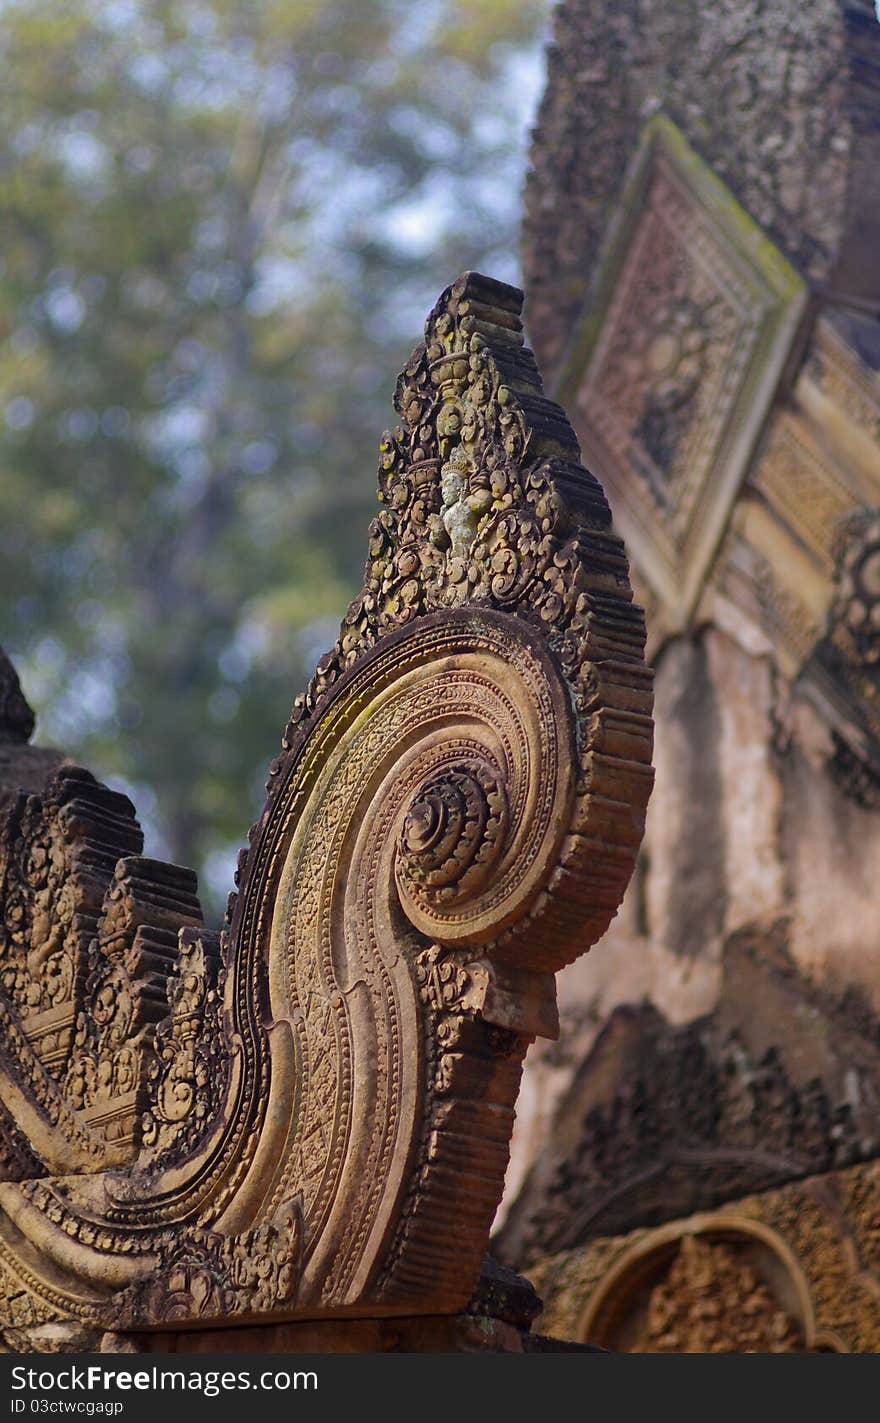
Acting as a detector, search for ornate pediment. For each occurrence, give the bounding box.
[0,274,652,1347]
[557,116,807,627]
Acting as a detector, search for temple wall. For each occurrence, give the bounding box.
[501,615,880,1238]
[528,1160,880,1353]
[497,2,880,1313]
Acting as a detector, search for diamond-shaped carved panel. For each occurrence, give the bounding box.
[559,116,807,627]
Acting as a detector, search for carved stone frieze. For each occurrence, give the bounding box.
[701,310,880,712]
[141,928,226,1158]
[529,1160,880,1353]
[66,857,204,1159]
[752,415,861,578]
[1,772,139,1048]
[524,0,880,383]
[830,510,880,672]
[637,1233,802,1353]
[111,1198,303,1326]
[0,273,652,1347]
[499,0,880,1355]
[496,921,880,1268]
[0,766,152,1181]
[560,116,806,624]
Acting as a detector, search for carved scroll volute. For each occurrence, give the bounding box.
[0,275,651,1340]
[224,273,654,1313]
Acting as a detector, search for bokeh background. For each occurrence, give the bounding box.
[0,0,548,917]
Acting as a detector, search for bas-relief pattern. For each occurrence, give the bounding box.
[522,6,880,798]
[523,0,880,640]
[0,274,652,1347]
[66,858,203,1157]
[633,1234,801,1353]
[564,118,806,625]
[584,175,744,519]
[495,913,880,1269]
[529,1161,880,1353]
[140,927,224,1159]
[499,1,880,1334]
[819,542,880,813]
[524,0,879,382]
[712,317,880,781]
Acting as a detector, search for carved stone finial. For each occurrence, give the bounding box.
[0,274,652,1346]
[0,648,35,744]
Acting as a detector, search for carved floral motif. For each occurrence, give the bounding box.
[65,857,203,1155]
[641,1234,801,1353]
[557,117,807,623]
[113,1199,302,1325]
[532,1163,880,1353]
[140,929,226,1157]
[0,274,652,1344]
[585,172,743,519]
[815,508,880,807]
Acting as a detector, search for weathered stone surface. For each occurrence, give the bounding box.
[524,0,880,384]
[0,651,65,819]
[556,116,808,625]
[500,3,880,1306]
[528,1160,880,1353]
[0,274,651,1349]
[498,618,880,1264]
[112,1314,588,1355]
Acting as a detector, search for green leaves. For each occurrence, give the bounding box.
[0,0,546,917]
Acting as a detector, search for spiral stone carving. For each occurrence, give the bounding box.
[386,615,576,946]
[0,273,652,1344]
[399,763,507,894]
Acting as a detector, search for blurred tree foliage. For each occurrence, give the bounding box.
[0,0,547,914]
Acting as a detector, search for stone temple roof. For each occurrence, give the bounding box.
[523,0,880,383]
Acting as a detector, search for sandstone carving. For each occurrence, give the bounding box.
[0,273,652,1347]
[497,0,880,1353]
[566,116,807,624]
[530,1161,880,1354]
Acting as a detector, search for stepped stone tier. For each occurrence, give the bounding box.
[496,0,880,1353]
[0,274,652,1352]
